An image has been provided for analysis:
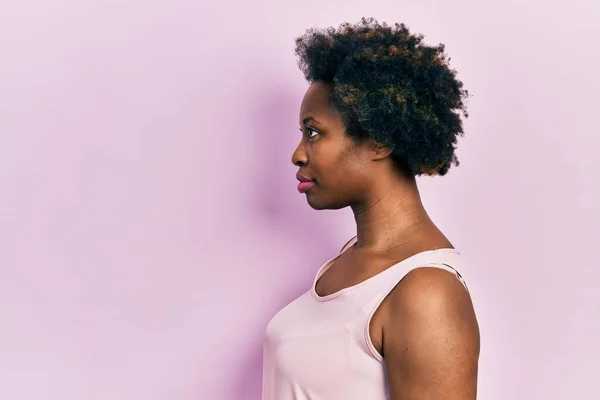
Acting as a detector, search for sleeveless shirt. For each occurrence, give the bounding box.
[262,236,469,400]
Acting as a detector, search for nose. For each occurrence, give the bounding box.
[291,139,307,166]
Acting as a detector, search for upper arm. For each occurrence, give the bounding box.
[382,267,480,400]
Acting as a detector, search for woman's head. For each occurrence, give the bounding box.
[292,18,469,209]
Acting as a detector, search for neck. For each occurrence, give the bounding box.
[351,174,438,252]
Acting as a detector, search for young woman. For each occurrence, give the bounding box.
[262,17,480,400]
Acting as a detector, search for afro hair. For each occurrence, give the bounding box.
[294,17,470,176]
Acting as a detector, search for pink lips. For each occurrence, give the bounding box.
[296,172,315,193]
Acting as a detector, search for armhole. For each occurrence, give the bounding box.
[364,262,469,363]
[364,277,398,363]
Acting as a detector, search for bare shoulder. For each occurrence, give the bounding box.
[382,267,480,399]
[392,266,476,315]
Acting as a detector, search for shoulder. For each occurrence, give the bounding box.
[390,266,474,317]
[381,266,480,398]
[383,267,479,342]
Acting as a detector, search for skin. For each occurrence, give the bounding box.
[292,81,480,399]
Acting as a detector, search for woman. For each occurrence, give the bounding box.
[262,17,480,400]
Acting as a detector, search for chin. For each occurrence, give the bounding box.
[305,193,347,211]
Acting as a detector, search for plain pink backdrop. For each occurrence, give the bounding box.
[1,1,599,399]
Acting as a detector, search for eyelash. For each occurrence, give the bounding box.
[299,127,320,139]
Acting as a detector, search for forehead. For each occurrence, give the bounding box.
[299,82,335,122]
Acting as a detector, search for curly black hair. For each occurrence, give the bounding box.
[294,17,470,176]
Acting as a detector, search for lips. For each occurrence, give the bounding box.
[297,181,315,193]
[296,172,313,182]
[296,172,315,193]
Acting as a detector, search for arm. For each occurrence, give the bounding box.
[382,267,480,399]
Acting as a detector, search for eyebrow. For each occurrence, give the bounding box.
[301,116,321,126]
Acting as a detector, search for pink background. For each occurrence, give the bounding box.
[1,1,598,399]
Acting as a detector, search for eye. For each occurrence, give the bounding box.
[306,127,320,139]
[298,126,320,140]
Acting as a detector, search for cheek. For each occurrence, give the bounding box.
[309,143,339,172]
[340,145,369,175]
[310,139,368,182]
[327,148,369,186]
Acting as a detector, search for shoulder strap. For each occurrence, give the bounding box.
[359,250,470,305]
[336,239,469,295]
[417,262,470,294]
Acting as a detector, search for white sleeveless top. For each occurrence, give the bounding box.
[262,236,469,400]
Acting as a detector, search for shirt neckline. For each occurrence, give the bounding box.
[310,237,460,302]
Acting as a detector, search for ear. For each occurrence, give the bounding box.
[371,140,394,161]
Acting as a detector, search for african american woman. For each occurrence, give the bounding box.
[262,17,480,400]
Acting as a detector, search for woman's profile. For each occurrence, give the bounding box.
[262,17,480,400]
